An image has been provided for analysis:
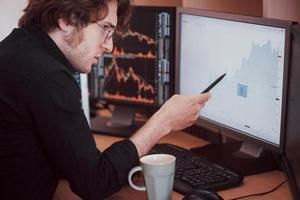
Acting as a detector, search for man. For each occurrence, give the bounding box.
[0,0,210,199]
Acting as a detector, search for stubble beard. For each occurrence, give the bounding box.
[62,29,90,73]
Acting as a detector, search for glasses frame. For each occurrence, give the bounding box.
[96,22,115,43]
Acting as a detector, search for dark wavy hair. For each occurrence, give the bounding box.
[18,0,133,33]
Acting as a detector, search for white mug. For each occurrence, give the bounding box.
[128,154,176,200]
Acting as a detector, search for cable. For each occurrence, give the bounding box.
[228,180,287,200]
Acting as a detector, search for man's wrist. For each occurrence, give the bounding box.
[129,111,172,157]
[148,110,172,137]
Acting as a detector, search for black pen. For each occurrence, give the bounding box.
[201,73,226,93]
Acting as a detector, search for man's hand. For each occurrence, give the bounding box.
[130,93,210,157]
[154,93,210,133]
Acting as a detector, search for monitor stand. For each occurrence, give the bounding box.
[190,141,280,176]
[90,106,144,137]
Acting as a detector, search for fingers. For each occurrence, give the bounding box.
[157,93,211,133]
[193,103,204,116]
[190,92,211,104]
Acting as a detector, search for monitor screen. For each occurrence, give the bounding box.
[176,8,292,151]
[89,6,176,107]
[89,6,176,136]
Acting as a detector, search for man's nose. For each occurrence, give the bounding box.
[101,38,114,53]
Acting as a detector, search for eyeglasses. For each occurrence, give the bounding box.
[96,22,115,43]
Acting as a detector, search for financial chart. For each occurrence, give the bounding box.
[179,14,286,145]
[90,8,174,106]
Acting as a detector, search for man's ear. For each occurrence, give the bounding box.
[57,18,73,34]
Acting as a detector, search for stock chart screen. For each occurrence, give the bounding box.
[89,6,175,106]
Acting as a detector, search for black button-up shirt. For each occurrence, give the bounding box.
[0,26,139,200]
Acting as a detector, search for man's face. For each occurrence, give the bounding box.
[61,0,117,73]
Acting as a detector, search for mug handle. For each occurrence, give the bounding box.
[128,166,146,191]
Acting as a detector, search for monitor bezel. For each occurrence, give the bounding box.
[280,24,300,199]
[95,6,177,109]
[175,7,293,152]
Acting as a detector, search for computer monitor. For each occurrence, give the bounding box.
[89,6,176,136]
[281,24,300,199]
[176,8,293,175]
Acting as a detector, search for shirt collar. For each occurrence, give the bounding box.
[23,25,77,74]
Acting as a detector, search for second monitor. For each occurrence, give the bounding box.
[89,6,176,136]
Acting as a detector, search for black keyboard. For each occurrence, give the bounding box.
[149,143,243,194]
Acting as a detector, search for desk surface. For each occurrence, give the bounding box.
[54,132,292,200]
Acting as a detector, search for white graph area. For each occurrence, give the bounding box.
[179,14,286,145]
